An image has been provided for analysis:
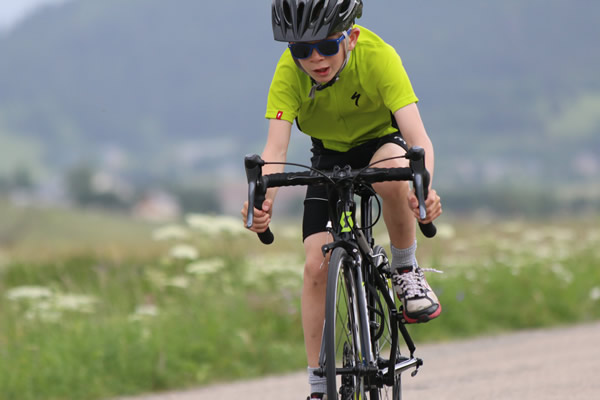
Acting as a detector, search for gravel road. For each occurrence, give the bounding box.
[115,322,600,400]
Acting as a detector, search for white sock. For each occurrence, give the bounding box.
[307,366,327,395]
[391,240,417,271]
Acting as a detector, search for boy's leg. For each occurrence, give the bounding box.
[370,142,441,323]
[302,231,330,395]
[370,142,416,248]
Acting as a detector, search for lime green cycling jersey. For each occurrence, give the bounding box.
[265,25,419,152]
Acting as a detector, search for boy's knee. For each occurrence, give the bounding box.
[304,254,328,283]
[374,180,409,200]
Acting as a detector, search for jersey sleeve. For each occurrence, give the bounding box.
[375,45,419,113]
[265,51,302,124]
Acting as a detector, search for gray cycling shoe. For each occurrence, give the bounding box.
[392,265,442,323]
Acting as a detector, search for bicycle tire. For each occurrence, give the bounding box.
[324,247,366,400]
[369,245,402,400]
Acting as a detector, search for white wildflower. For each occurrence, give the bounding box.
[152,224,189,241]
[237,330,252,345]
[24,306,62,323]
[167,276,190,289]
[550,263,573,284]
[247,253,304,276]
[169,244,199,260]
[436,223,456,240]
[589,287,600,301]
[5,286,53,301]
[186,258,226,275]
[53,294,98,313]
[22,300,62,322]
[244,253,304,286]
[129,304,159,321]
[185,213,247,235]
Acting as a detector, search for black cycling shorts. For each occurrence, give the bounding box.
[302,132,407,241]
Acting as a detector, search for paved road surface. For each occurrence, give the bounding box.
[116,322,600,400]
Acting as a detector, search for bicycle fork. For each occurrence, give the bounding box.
[316,249,378,389]
[353,256,377,370]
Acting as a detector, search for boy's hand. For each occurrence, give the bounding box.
[407,188,442,224]
[241,198,273,233]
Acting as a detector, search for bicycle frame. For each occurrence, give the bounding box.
[244,147,435,397]
[317,177,423,388]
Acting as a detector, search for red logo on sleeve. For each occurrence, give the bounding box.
[276,111,283,120]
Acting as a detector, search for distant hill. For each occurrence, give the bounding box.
[0,0,598,187]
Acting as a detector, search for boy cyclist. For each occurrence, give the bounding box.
[241,1,442,398]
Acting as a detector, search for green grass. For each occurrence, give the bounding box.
[0,206,599,399]
[407,217,600,341]
[1,253,307,399]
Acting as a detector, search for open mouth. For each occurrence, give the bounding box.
[314,67,330,77]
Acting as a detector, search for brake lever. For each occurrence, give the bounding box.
[244,154,262,228]
[407,147,437,238]
[244,154,274,244]
[413,172,427,221]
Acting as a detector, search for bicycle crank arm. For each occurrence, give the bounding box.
[313,364,379,378]
[380,357,423,378]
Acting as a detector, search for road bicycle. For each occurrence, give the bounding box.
[244,146,437,400]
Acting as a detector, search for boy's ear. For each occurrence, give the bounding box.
[348,27,361,50]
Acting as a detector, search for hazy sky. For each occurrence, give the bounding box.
[0,0,68,31]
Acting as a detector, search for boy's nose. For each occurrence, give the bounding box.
[308,48,324,61]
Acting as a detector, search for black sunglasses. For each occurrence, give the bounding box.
[288,30,351,59]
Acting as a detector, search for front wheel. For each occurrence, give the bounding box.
[369,245,402,400]
[323,247,365,400]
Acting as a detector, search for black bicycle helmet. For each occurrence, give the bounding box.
[272,0,363,42]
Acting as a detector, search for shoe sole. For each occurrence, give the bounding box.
[403,303,442,324]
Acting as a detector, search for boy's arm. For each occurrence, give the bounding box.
[261,118,292,202]
[393,103,441,224]
[242,118,292,233]
[393,103,435,183]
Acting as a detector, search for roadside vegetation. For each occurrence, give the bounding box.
[1,203,599,399]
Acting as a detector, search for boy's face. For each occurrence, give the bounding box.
[294,28,360,84]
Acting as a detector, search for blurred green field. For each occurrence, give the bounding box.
[0,201,166,261]
[1,203,599,399]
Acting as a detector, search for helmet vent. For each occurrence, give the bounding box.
[310,0,324,25]
[272,3,280,24]
[282,0,293,26]
[340,0,351,14]
[297,2,305,30]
